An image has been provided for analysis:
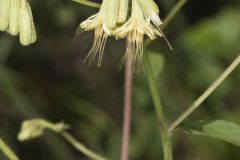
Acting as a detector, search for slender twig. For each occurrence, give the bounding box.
[19,119,108,160]
[61,132,107,160]
[142,1,190,160]
[168,54,240,133]
[0,138,20,160]
[121,47,133,160]
[72,0,100,8]
[161,0,188,30]
[144,53,167,129]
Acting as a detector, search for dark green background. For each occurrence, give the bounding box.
[0,0,240,159]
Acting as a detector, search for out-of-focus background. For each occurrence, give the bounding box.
[0,0,240,159]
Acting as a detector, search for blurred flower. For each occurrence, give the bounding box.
[18,119,46,141]
[19,0,37,46]
[80,0,120,67]
[18,119,70,141]
[0,0,11,31]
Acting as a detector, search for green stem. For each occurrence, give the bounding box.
[0,138,20,160]
[72,0,101,8]
[161,0,188,30]
[143,1,190,160]
[168,54,240,133]
[144,53,166,129]
[26,120,108,160]
[61,132,107,160]
[143,52,172,160]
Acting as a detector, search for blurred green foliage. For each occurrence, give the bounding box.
[0,0,240,160]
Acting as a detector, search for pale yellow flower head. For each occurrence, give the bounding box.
[80,0,120,67]
[113,0,172,72]
[114,0,161,72]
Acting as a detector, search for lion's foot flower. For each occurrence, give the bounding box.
[0,0,37,46]
[114,0,164,72]
[80,0,121,67]
[77,0,171,71]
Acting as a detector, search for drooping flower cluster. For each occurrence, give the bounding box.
[0,0,37,46]
[80,0,171,71]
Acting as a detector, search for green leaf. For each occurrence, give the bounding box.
[75,24,85,37]
[148,51,165,79]
[180,120,240,146]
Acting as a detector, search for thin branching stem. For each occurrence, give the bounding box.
[168,54,240,133]
[0,138,20,160]
[161,0,188,30]
[142,1,190,159]
[22,120,108,160]
[61,132,107,160]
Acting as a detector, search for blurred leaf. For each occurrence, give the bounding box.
[180,120,240,146]
[148,51,165,79]
[181,8,240,57]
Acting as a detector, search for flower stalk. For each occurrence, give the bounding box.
[168,54,240,133]
[121,44,133,160]
[18,119,108,160]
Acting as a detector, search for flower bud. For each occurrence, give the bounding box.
[117,0,129,23]
[0,0,11,31]
[105,0,119,29]
[18,119,70,141]
[19,0,36,46]
[137,0,162,26]
[18,119,45,141]
[27,2,37,43]
[8,0,20,35]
